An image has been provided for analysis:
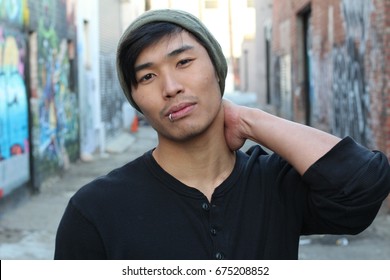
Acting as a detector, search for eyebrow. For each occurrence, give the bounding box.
[167,44,194,57]
[134,44,194,73]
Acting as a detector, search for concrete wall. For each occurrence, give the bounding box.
[77,0,101,160]
[240,37,257,94]
[99,0,126,139]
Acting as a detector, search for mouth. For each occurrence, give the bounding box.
[166,102,196,122]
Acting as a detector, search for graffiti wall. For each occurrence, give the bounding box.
[309,0,385,148]
[0,1,30,197]
[0,0,28,26]
[331,39,371,146]
[330,0,377,147]
[0,0,79,195]
[29,0,79,186]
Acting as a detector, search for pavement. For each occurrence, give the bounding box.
[0,125,389,260]
[0,125,157,260]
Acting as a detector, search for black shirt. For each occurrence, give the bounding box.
[54,137,390,259]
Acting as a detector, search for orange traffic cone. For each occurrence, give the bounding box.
[131,115,139,133]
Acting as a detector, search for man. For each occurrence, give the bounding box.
[55,9,390,260]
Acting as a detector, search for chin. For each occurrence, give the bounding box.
[162,120,214,143]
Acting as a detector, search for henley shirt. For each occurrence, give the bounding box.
[54,137,390,259]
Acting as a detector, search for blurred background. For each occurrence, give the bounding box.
[0,0,389,259]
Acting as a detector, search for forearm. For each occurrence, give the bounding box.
[241,107,341,175]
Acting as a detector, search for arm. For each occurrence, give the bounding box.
[54,200,106,259]
[223,100,390,234]
[300,137,390,234]
[223,99,341,175]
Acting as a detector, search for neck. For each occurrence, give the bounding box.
[153,115,235,201]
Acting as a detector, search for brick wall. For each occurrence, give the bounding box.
[272,0,389,151]
[382,0,390,160]
[272,0,390,208]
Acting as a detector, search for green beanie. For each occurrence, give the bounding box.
[116,9,228,112]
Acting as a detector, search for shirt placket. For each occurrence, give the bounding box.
[202,197,226,260]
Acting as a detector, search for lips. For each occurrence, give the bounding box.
[166,102,196,121]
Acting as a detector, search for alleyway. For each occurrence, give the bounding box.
[0,125,389,260]
[0,126,157,259]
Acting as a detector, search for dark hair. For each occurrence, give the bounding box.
[116,10,228,112]
[117,22,184,92]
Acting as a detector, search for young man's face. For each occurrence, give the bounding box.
[131,30,222,142]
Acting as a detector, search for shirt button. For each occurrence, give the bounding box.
[215,252,224,260]
[202,202,210,211]
[210,228,217,236]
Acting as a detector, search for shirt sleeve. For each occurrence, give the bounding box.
[301,136,390,235]
[54,199,107,259]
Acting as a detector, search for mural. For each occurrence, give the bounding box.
[0,27,30,197]
[306,0,383,147]
[0,0,28,26]
[30,0,79,184]
[0,0,79,193]
[330,0,379,146]
[332,39,369,145]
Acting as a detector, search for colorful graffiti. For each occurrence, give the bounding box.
[0,0,28,25]
[30,0,79,181]
[0,27,30,196]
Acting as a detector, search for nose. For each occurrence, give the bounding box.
[162,72,184,98]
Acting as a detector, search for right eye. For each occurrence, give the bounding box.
[139,73,156,83]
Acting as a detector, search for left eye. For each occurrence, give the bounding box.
[141,73,154,81]
[177,59,193,66]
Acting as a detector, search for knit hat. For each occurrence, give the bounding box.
[116,9,228,112]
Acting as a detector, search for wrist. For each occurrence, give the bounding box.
[240,107,263,142]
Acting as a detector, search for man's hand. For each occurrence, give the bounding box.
[222,98,341,174]
[222,99,248,151]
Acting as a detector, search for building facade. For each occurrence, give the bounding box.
[0,0,79,197]
[0,0,31,198]
[0,0,143,200]
[268,0,389,158]
[77,0,101,161]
